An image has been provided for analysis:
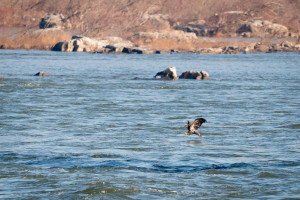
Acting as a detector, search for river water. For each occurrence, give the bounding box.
[0,50,299,199]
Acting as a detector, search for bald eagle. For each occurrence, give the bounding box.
[184,118,207,136]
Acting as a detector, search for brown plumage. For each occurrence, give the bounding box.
[184,118,207,136]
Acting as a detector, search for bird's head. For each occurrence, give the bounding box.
[199,118,207,123]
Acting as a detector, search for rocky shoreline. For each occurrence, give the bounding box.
[1,13,299,54]
[2,30,299,54]
[50,34,300,54]
[1,31,299,54]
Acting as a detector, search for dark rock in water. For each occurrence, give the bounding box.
[222,46,239,54]
[132,48,143,54]
[122,47,133,54]
[131,47,157,54]
[179,70,209,80]
[154,67,177,80]
[155,50,171,54]
[104,45,117,53]
[179,70,202,79]
[34,72,47,76]
[132,77,154,80]
[51,41,64,51]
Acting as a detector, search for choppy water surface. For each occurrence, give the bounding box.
[0,50,299,199]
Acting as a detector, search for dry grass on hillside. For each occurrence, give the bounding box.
[1,0,299,51]
[0,29,72,49]
[0,0,299,38]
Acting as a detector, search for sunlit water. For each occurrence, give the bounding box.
[0,50,299,199]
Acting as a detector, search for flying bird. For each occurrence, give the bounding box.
[184,118,207,136]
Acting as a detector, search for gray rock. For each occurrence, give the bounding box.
[52,36,109,52]
[52,35,141,53]
[155,67,177,80]
[175,23,219,37]
[40,13,71,29]
[179,70,202,79]
[179,70,209,80]
[222,46,239,54]
[201,70,210,80]
[237,20,289,38]
[131,47,157,54]
[196,48,223,54]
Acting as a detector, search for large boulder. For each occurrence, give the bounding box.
[179,70,209,80]
[154,67,177,80]
[201,70,210,80]
[179,70,202,80]
[40,13,71,29]
[294,44,300,51]
[52,35,145,53]
[52,36,109,52]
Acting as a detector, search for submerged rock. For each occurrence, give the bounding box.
[34,72,48,76]
[154,67,178,80]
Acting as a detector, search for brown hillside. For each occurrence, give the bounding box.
[0,0,299,51]
[1,0,299,37]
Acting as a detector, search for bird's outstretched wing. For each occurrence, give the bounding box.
[191,118,206,130]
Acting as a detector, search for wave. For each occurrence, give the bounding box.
[4,152,299,174]
[18,154,253,173]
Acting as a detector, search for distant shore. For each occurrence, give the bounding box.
[0,28,299,54]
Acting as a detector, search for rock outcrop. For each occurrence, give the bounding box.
[195,48,223,54]
[40,13,71,29]
[131,30,197,44]
[52,35,170,54]
[179,70,209,80]
[154,67,177,80]
[175,23,219,37]
[236,20,289,38]
[52,36,109,52]
[195,46,251,54]
[254,40,300,52]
